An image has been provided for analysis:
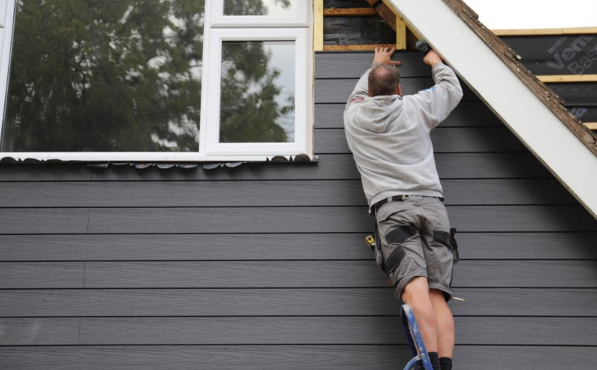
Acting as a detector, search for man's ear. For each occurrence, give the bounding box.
[396,85,402,96]
[367,89,371,97]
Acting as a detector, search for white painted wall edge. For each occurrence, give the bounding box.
[386,0,597,220]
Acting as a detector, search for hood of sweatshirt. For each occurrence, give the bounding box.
[353,95,403,133]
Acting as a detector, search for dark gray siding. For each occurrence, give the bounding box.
[1,51,597,370]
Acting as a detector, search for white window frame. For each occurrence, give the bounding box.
[0,0,13,139]
[203,28,310,156]
[0,0,314,162]
[209,0,309,27]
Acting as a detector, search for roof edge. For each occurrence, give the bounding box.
[386,0,597,220]
[439,0,597,156]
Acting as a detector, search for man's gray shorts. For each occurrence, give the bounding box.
[374,196,455,302]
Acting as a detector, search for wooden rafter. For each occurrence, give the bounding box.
[363,0,407,49]
[322,43,396,51]
[537,75,597,83]
[363,0,397,31]
[492,27,597,36]
[323,8,377,16]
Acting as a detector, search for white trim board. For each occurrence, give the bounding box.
[386,0,597,220]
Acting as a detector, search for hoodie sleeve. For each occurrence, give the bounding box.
[407,62,463,129]
[345,69,371,112]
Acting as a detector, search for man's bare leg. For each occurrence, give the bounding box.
[401,276,438,353]
[430,289,455,359]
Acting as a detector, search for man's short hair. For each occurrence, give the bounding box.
[368,64,401,97]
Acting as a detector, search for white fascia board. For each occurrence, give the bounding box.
[387,0,597,220]
[0,0,6,28]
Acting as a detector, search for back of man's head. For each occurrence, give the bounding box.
[368,64,401,97]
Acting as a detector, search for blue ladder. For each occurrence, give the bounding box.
[401,303,433,370]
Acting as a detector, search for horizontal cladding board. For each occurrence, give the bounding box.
[0,345,592,370]
[0,180,367,208]
[0,233,375,261]
[0,165,94,181]
[315,127,527,154]
[1,288,596,317]
[1,205,594,235]
[0,205,590,234]
[0,179,575,208]
[1,232,595,261]
[315,78,477,103]
[0,262,86,288]
[2,260,596,289]
[456,232,597,259]
[1,316,596,346]
[316,52,430,79]
[0,208,91,234]
[500,35,597,76]
[0,153,551,181]
[315,101,504,129]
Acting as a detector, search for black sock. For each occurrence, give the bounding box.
[428,352,440,370]
[439,357,452,370]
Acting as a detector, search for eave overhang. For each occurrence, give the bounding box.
[385,0,597,219]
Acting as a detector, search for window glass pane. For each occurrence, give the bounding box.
[2,0,205,152]
[219,41,295,143]
[223,0,298,17]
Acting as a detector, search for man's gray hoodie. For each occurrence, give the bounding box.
[344,62,463,208]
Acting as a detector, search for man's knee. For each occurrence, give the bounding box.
[401,276,429,302]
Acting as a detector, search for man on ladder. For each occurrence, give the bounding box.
[343,45,463,370]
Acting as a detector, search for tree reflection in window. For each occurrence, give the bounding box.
[223,0,295,17]
[2,0,293,152]
[219,41,295,143]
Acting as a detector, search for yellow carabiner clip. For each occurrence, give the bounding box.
[365,235,375,250]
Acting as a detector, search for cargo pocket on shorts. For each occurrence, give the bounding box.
[375,202,417,280]
[433,228,460,263]
[383,224,418,276]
